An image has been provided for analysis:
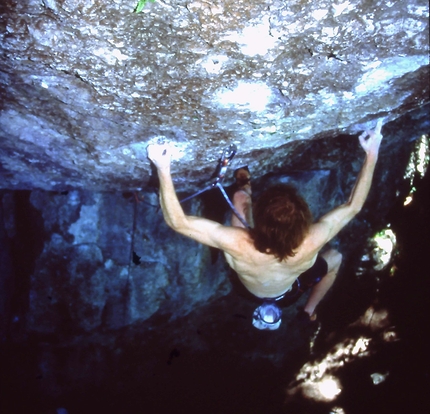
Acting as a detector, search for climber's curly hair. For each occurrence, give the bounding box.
[250,184,312,260]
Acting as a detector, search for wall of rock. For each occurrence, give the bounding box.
[1,0,429,192]
[0,0,429,411]
[0,105,428,413]
[0,104,428,340]
[1,190,231,336]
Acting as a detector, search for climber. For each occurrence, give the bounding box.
[147,120,384,330]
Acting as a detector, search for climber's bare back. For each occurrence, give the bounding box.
[222,224,325,298]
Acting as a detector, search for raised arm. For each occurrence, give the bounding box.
[147,144,244,252]
[310,120,384,248]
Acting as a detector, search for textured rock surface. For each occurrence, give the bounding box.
[1,147,429,414]
[1,0,429,191]
[0,0,429,411]
[0,105,429,413]
[2,190,230,333]
[0,106,428,334]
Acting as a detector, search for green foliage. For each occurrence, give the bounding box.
[134,0,155,13]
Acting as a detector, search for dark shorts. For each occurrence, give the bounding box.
[296,255,328,290]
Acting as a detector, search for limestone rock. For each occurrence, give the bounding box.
[0,0,429,191]
[24,190,229,332]
[0,102,429,413]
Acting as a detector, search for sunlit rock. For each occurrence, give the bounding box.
[0,0,428,191]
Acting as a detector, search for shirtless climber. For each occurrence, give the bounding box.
[147,120,383,330]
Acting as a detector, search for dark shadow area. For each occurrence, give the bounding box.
[3,191,45,335]
[0,168,429,414]
[306,165,430,414]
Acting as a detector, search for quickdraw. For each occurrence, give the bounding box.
[180,144,250,229]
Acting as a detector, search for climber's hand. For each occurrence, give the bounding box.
[147,143,172,170]
[359,119,384,157]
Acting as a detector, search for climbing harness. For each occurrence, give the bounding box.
[180,144,250,229]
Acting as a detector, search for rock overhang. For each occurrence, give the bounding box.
[0,0,429,192]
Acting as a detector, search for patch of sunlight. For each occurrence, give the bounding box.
[351,337,370,355]
[371,371,389,384]
[215,81,273,112]
[224,16,277,56]
[351,305,398,342]
[299,375,342,402]
[330,407,346,414]
[403,195,413,206]
[198,54,229,75]
[297,337,370,381]
[416,134,429,176]
[287,305,397,403]
[355,56,428,94]
[353,305,390,331]
[403,134,429,205]
[146,137,189,162]
[372,228,396,270]
[289,336,372,401]
[383,328,399,342]
[309,323,322,354]
[317,376,342,399]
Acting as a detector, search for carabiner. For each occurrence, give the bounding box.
[213,144,237,184]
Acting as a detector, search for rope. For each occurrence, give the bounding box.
[179,144,250,229]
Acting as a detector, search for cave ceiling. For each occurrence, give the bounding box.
[0,0,429,192]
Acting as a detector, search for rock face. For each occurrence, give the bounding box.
[1,189,230,334]
[0,1,429,411]
[0,0,429,191]
[0,106,428,413]
[1,105,428,336]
